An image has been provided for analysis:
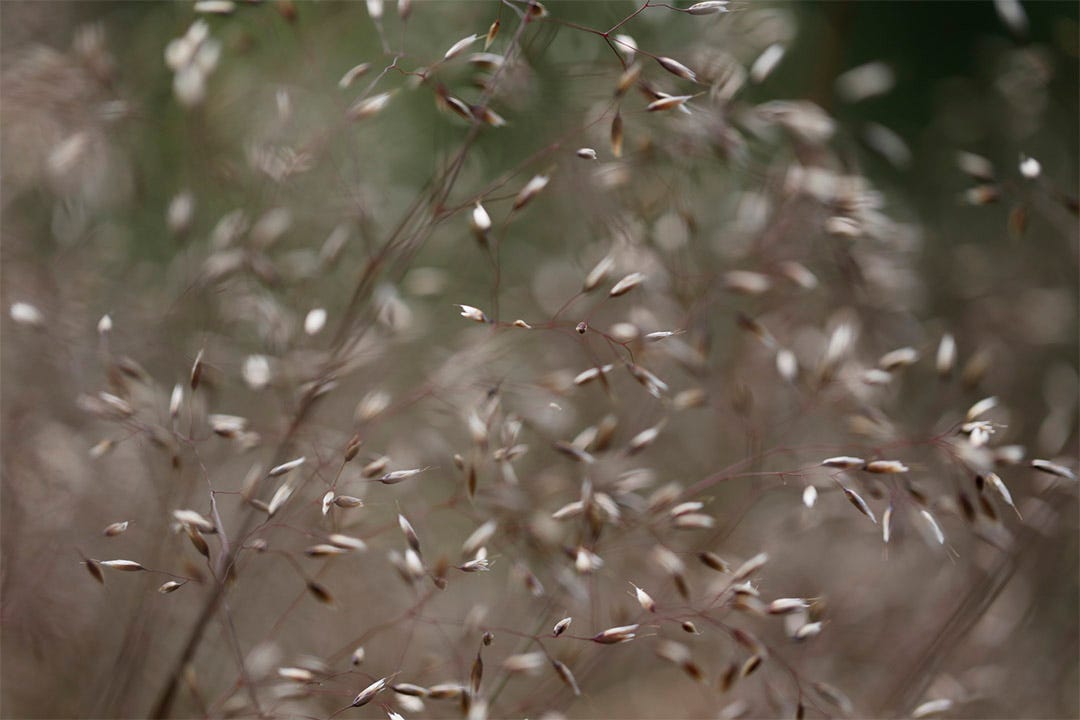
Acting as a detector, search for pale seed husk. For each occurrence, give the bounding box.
[100,559,145,572]
[552,660,580,695]
[103,521,129,537]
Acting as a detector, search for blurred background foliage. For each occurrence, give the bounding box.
[1,2,1077,719]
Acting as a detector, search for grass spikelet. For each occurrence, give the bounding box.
[352,677,388,707]
[657,56,697,82]
[842,487,877,524]
[610,112,624,157]
[103,521,129,537]
[1031,459,1076,481]
[552,660,580,695]
[512,175,549,211]
[591,624,639,644]
[99,560,145,572]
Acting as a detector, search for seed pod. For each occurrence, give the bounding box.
[350,646,366,666]
[553,442,594,464]
[512,175,549,211]
[631,583,657,612]
[360,457,390,480]
[920,509,945,544]
[552,660,580,695]
[90,439,115,459]
[348,92,394,121]
[574,364,613,386]
[574,547,603,574]
[457,304,488,323]
[97,392,134,418]
[485,19,500,49]
[99,559,145,572]
[173,509,215,533]
[609,272,645,297]
[936,333,957,376]
[985,472,1021,517]
[503,652,546,674]
[404,548,425,580]
[457,557,493,572]
[776,349,798,382]
[344,434,364,462]
[778,260,818,289]
[812,681,854,715]
[103,521,129,537]
[670,501,703,518]
[399,514,421,554]
[379,468,428,484]
[440,94,472,121]
[518,564,545,597]
[610,112,624,157]
[427,683,464,700]
[750,43,785,83]
[462,520,496,557]
[628,424,662,454]
[307,581,335,606]
[158,580,184,594]
[767,598,808,615]
[169,384,183,418]
[657,56,697,82]
[688,1,730,15]
[330,535,369,552]
[843,487,877,524]
[821,456,865,469]
[278,667,315,682]
[186,526,210,558]
[333,495,364,508]
[339,62,372,89]
[269,456,305,478]
[864,460,909,474]
[591,624,639,644]
[392,683,428,697]
[466,464,478,499]
[352,677,388,707]
[613,33,637,62]
[190,349,204,390]
[699,551,729,572]
[470,651,483,694]
[879,347,919,371]
[719,661,738,692]
[647,94,693,112]
[305,544,348,557]
[470,203,492,241]
[209,414,247,438]
[553,617,572,637]
[732,553,768,581]
[795,622,823,640]
[83,558,105,585]
[267,479,296,517]
[740,654,763,677]
[913,699,954,718]
[673,513,715,530]
[444,33,479,61]
[615,63,641,99]
[1031,458,1076,481]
